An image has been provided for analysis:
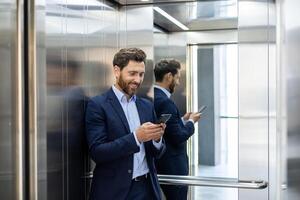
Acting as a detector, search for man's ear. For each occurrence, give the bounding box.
[162,72,172,83]
[166,72,173,82]
[113,66,120,79]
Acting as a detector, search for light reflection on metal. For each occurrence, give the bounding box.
[28,0,38,199]
[158,175,268,189]
[153,6,189,31]
[14,0,24,199]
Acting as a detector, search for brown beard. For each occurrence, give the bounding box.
[118,74,140,97]
[169,79,176,94]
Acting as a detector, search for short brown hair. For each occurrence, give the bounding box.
[113,48,146,70]
[154,59,181,82]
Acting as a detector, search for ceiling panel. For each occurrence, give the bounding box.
[112,0,197,6]
[154,1,237,32]
[111,0,237,32]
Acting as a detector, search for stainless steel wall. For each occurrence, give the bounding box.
[154,31,187,114]
[279,0,300,199]
[0,0,24,199]
[120,5,154,100]
[238,0,276,199]
[32,1,154,200]
[37,1,120,199]
[0,1,15,198]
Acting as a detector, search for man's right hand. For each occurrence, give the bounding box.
[189,112,201,123]
[135,122,165,143]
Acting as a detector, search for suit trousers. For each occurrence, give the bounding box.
[161,185,188,200]
[125,176,155,200]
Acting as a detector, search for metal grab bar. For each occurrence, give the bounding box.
[83,173,267,189]
[158,175,268,189]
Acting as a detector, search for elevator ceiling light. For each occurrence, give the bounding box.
[153,6,189,31]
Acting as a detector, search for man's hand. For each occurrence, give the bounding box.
[136,122,165,143]
[189,112,201,123]
[153,123,166,142]
[182,112,192,121]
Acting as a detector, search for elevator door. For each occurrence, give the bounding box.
[187,44,239,200]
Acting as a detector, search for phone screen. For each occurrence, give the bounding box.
[157,114,172,124]
[198,105,207,113]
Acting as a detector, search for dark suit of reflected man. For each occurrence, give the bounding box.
[85,48,166,200]
[153,59,201,200]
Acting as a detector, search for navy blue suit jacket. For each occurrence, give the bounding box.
[85,88,165,200]
[154,88,194,176]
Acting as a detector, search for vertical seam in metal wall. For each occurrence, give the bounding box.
[267,0,270,199]
[237,0,240,199]
[27,0,38,198]
[275,0,283,199]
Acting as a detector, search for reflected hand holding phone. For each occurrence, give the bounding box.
[198,105,207,114]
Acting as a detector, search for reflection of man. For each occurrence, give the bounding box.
[85,48,166,200]
[153,59,201,200]
[46,57,88,200]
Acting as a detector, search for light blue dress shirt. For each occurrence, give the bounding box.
[112,85,162,179]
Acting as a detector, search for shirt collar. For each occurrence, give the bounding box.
[112,85,136,102]
[154,85,171,98]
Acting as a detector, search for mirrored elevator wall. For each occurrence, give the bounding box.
[34,1,154,200]
[0,0,19,199]
[119,5,154,99]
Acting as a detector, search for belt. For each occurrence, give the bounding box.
[133,173,148,182]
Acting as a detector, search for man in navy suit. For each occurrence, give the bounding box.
[153,59,201,200]
[85,48,166,200]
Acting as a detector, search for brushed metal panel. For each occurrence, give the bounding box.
[154,32,187,114]
[238,0,271,199]
[0,0,24,199]
[119,5,154,100]
[280,0,300,199]
[0,0,14,199]
[238,44,269,199]
[39,0,119,199]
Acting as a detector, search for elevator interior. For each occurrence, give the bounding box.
[1,0,300,200]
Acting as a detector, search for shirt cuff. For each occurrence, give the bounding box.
[181,117,186,125]
[181,117,194,125]
[133,131,141,146]
[152,137,162,149]
[187,119,194,124]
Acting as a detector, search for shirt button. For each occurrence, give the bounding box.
[128,169,132,174]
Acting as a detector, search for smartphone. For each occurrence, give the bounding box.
[198,105,207,113]
[156,114,172,124]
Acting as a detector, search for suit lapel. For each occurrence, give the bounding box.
[107,89,131,133]
[135,97,147,124]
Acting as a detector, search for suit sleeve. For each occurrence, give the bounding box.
[160,99,195,145]
[85,99,140,164]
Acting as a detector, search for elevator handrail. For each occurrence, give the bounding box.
[83,173,267,189]
[157,174,268,189]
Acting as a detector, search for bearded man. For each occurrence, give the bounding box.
[153,59,201,200]
[85,48,166,200]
